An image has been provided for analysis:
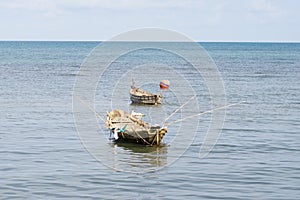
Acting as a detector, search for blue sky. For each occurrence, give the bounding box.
[0,0,299,41]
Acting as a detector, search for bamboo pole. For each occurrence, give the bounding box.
[165,101,245,127]
[162,95,196,126]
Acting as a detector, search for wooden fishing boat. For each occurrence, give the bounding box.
[129,79,162,105]
[106,109,167,145]
[130,87,162,105]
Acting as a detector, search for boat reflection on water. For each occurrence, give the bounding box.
[110,142,168,172]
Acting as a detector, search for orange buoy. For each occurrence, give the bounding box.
[159,80,170,90]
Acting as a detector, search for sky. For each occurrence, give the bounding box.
[0,0,299,42]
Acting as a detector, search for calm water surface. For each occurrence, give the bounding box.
[0,42,299,199]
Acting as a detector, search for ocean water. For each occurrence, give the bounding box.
[0,41,300,199]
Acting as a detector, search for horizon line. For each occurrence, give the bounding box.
[0,39,299,43]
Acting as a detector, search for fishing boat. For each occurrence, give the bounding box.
[130,86,162,105]
[106,109,167,145]
[129,78,168,105]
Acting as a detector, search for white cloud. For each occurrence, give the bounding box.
[0,0,64,18]
[246,0,282,24]
[0,0,55,11]
[249,0,278,13]
[57,0,207,10]
[0,0,206,11]
[0,0,208,19]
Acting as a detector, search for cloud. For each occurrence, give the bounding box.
[0,0,64,18]
[0,0,208,19]
[249,0,278,13]
[0,0,56,11]
[246,0,282,24]
[0,0,206,11]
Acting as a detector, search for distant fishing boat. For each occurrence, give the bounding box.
[106,109,167,145]
[130,87,162,105]
[129,78,169,105]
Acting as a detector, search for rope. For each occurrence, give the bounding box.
[74,95,106,123]
[129,126,151,145]
[162,95,196,126]
[151,131,159,146]
[165,101,245,127]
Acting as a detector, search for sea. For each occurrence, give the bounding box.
[0,41,299,199]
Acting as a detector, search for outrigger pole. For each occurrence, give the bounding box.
[165,101,245,127]
[162,95,196,126]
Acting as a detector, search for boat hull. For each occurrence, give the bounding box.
[130,88,162,105]
[111,127,167,145]
[107,110,167,145]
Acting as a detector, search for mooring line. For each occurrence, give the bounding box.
[165,101,245,127]
[74,95,106,123]
[162,95,196,126]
